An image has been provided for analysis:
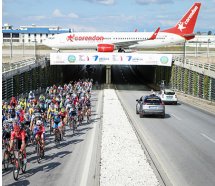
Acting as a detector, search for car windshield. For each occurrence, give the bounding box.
[164,91,175,95]
[144,97,161,105]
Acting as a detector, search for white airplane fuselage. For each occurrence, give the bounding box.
[43,32,185,50]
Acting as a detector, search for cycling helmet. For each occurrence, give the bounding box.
[36,120,42,126]
[61,108,65,112]
[13,124,20,132]
[17,105,22,110]
[8,118,13,123]
[3,121,9,128]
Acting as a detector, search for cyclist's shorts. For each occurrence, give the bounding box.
[35,132,45,140]
[52,122,62,129]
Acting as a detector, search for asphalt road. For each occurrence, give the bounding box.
[117,89,215,186]
[2,90,103,186]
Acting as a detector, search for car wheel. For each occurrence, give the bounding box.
[175,102,177,105]
[139,113,144,118]
[161,113,165,118]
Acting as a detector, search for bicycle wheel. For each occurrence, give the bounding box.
[3,150,10,170]
[55,130,60,144]
[36,143,41,163]
[87,115,90,124]
[72,120,76,133]
[19,152,26,173]
[13,158,20,180]
[69,120,72,130]
[50,124,52,135]
[78,115,82,125]
[40,146,45,158]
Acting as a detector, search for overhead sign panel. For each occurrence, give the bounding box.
[50,53,172,66]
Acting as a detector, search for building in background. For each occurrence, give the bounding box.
[2,23,215,48]
[2,23,71,46]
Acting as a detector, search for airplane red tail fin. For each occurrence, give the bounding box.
[149,27,160,40]
[162,2,201,40]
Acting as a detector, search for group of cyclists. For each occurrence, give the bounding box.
[2,79,93,178]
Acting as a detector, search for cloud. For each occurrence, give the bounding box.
[68,12,79,18]
[136,0,173,5]
[52,9,65,17]
[68,24,98,32]
[52,9,79,18]
[83,0,115,5]
[25,15,46,21]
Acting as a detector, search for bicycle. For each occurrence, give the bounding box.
[54,128,61,144]
[86,108,91,124]
[3,141,14,170]
[12,140,27,180]
[35,136,45,163]
[78,110,83,125]
[69,115,77,133]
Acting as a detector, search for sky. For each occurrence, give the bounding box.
[2,0,215,33]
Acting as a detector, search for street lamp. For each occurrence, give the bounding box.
[10,33,13,61]
[22,34,25,57]
[207,38,210,59]
[32,37,37,59]
[183,40,186,67]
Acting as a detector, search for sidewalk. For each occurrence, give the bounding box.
[100,89,159,186]
[176,92,215,116]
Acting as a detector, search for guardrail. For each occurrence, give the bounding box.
[173,56,215,78]
[2,58,36,73]
[171,56,215,102]
[2,56,48,73]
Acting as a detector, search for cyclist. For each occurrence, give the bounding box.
[52,112,63,139]
[9,124,27,164]
[10,96,18,108]
[19,98,26,111]
[33,120,45,153]
[47,103,56,124]
[2,120,12,148]
[85,98,91,118]
[28,91,35,101]
[16,105,25,124]
[68,106,78,128]
[39,94,46,113]
[59,108,67,135]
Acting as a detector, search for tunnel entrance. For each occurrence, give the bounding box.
[61,65,156,85]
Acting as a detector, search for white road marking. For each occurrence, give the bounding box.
[171,114,182,121]
[79,91,101,186]
[201,133,215,144]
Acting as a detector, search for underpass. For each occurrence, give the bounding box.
[2,50,215,186]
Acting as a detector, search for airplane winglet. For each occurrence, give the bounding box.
[149,27,160,40]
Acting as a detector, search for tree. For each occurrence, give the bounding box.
[208,31,212,35]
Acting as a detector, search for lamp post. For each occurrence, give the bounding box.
[207,39,210,59]
[183,40,186,67]
[33,37,37,59]
[22,34,25,57]
[10,33,13,62]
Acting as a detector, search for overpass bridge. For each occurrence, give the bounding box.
[2,52,215,102]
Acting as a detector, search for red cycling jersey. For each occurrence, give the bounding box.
[10,129,26,141]
[34,125,45,135]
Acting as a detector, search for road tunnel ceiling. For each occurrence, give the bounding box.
[61,65,157,85]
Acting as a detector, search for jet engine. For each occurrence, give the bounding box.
[97,44,115,52]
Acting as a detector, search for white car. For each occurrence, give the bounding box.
[159,89,178,105]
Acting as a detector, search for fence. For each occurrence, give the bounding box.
[2,57,63,100]
[171,56,215,102]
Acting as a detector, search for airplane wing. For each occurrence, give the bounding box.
[113,27,160,48]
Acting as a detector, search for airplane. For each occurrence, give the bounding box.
[43,2,201,52]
